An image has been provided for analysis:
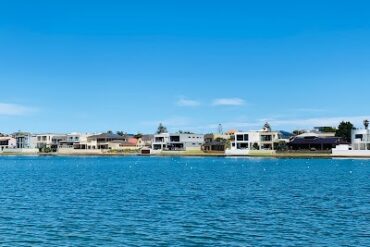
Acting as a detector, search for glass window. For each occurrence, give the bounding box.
[355,134,363,140]
[261,135,272,141]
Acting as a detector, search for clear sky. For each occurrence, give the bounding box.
[1,0,370,134]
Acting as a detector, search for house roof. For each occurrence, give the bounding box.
[289,136,344,145]
[87,133,126,140]
[141,135,154,141]
[0,137,12,141]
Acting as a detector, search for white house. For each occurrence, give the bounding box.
[35,134,65,149]
[332,123,370,157]
[152,133,170,150]
[0,132,39,154]
[226,123,287,155]
[152,133,204,151]
[57,133,90,149]
[13,132,37,149]
[351,128,370,150]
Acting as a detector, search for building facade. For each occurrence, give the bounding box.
[351,128,370,150]
[202,133,230,152]
[13,132,37,149]
[152,133,170,150]
[152,133,204,151]
[35,134,64,149]
[332,126,370,157]
[226,123,290,155]
[230,131,282,151]
[288,132,344,151]
[85,133,128,150]
[0,136,16,151]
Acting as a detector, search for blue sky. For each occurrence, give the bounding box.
[1,0,370,134]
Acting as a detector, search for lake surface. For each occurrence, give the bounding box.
[0,156,369,246]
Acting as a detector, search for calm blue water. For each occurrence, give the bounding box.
[0,156,369,246]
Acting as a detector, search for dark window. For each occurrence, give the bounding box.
[237,143,249,149]
[261,135,272,141]
[355,134,363,140]
[237,135,244,141]
[170,136,180,142]
[304,136,317,140]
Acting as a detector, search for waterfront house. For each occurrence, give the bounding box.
[202,133,230,152]
[35,134,65,150]
[107,138,139,151]
[137,135,154,148]
[288,132,345,151]
[152,133,204,151]
[231,123,284,150]
[226,123,289,155]
[152,133,170,150]
[351,128,370,150]
[13,132,37,149]
[169,133,204,151]
[57,133,93,149]
[332,123,370,157]
[85,133,128,150]
[0,136,16,151]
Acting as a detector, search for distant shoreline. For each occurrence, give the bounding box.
[1,152,370,159]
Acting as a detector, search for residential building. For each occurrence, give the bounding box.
[58,133,90,149]
[35,134,64,149]
[230,123,285,150]
[226,123,290,155]
[351,128,370,150]
[152,133,170,150]
[152,133,204,151]
[167,133,204,151]
[137,135,154,148]
[0,136,16,151]
[108,137,139,151]
[332,123,370,157]
[85,133,128,150]
[202,133,230,152]
[288,132,345,151]
[13,132,37,149]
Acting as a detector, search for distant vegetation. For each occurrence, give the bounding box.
[177,130,194,134]
[335,121,354,143]
[318,126,337,133]
[156,123,168,134]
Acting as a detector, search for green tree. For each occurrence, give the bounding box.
[335,121,354,143]
[275,141,288,151]
[134,133,143,139]
[156,123,168,134]
[319,126,337,133]
[116,131,125,136]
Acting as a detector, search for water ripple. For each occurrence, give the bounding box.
[0,156,369,246]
